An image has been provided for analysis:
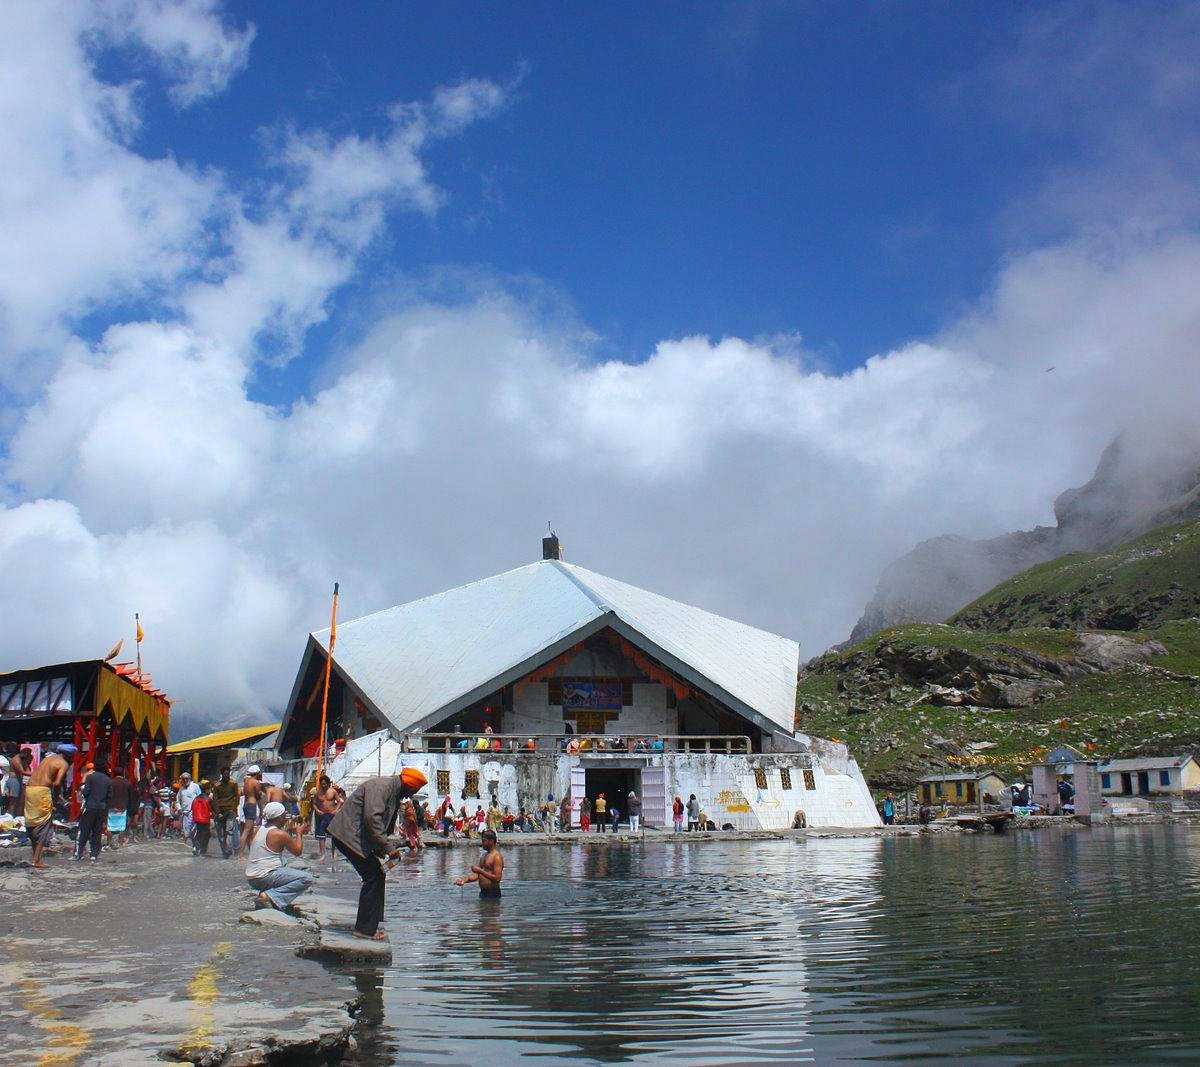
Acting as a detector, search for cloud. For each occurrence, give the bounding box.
[0,3,226,383]
[97,0,256,106]
[2,2,1200,724]
[8,232,1200,717]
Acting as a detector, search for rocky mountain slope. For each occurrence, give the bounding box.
[951,519,1200,632]
[849,435,1200,643]
[800,518,1200,791]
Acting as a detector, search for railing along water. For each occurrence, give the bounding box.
[405,732,752,755]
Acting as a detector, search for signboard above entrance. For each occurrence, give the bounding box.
[562,679,622,709]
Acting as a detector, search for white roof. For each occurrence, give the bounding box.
[303,560,800,737]
[1100,755,1196,772]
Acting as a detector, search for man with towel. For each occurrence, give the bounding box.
[25,744,73,868]
[327,766,427,941]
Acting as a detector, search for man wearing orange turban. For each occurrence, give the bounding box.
[327,766,428,940]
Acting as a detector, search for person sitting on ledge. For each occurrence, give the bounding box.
[244,801,311,912]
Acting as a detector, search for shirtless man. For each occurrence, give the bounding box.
[26,744,73,869]
[237,765,265,859]
[8,747,33,815]
[311,775,342,862]
[455,828,504,899]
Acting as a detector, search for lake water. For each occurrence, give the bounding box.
[343,824,1200,1064]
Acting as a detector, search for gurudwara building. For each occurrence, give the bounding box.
[272,539,879,830]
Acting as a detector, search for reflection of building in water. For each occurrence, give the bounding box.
[273,540,878,829]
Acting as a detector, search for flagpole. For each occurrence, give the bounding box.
[316,583,340,780]
[135,612,142,674]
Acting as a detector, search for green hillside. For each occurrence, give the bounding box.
[950,518,1200,632]
[800,518,1200,791]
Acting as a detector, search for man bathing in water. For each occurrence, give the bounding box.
[455,829,504,898]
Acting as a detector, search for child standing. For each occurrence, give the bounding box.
[191,781,213,856]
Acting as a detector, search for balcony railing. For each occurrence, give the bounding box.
[405,732,752,755]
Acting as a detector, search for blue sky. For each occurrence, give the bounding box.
[127,5,1040,378]
[1,2,1199,718]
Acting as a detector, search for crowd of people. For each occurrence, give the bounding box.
[4,746,507,941]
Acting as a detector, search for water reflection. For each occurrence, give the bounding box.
[344,826,1200,1065]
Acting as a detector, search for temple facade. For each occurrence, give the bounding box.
[272,548,878,830]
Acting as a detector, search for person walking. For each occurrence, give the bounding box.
[686,794,700,832]
[237,766,265,859]
[75,760,111,862]
[139,777,157,841]
[559,794,572,833]
[211,767,240,858]
[245,801,311,911]
[882,793,895,826]
[191,782,214,855]
[627,791,642,833]
[594,793,607,833]
[579,795,591,832]
[672,795,684,834]
[176,772,201,844]
[311,774,343,861]
[327,767,428,941]
[105,770,132,849]
[25,745,72,869]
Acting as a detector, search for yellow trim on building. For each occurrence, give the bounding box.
[95,667,170,740]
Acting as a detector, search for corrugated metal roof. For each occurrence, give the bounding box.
[311,560,800,736]
[1100,755,1195,772]
[167,723,281,754]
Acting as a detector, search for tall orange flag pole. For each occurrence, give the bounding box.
[135,612,144,674]
[315,583,339,779]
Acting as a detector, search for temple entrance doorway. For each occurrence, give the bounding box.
[584,767,642,829]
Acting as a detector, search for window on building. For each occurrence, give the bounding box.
[548,679,563,705]
[780,767,792,790]
[1101,773,1111,789]
[464,770,480,798]
[436,769,451,796]
[753,767,768,790]
[1160,770,1171,787]
[803,769,816,791]
[955,781,963,799]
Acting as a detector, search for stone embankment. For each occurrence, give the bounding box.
[0,838,367,1067]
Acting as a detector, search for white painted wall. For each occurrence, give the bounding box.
[263,729,880,831]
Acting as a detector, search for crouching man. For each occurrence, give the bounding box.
[244,801,311,912]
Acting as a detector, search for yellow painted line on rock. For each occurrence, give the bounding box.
[18,977,92,1067]
[178,940,233,1055]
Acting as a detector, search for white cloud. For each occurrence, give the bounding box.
[9,234,1200,718]
[96,0,256,106]
[2,2,1199,724]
